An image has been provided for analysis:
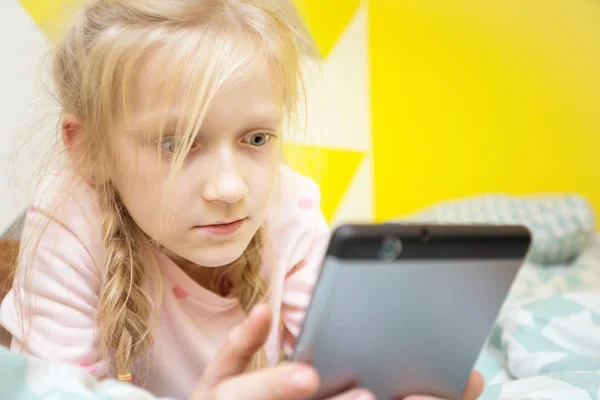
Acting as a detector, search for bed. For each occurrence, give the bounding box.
[402,194,600,399]
[476,237,600,399]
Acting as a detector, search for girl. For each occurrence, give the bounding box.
[0,1,482,399]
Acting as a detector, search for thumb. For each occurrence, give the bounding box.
[404,397,445,400]
[208,363,319,400]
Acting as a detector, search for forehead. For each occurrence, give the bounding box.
[203,68,284,131]
[125,36,285,131]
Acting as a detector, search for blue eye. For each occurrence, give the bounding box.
[160,138,198,153]
[242,132,272,147]
[161,138,176,153]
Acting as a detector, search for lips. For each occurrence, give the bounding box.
[195,218,246,237]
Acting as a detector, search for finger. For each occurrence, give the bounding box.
[403,370,485,400]
[209,362,320,400]
[198,304,272,389]
[327,388,375,400]
[461,370,484,400]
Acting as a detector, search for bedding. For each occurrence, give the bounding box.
[476,238,600,399]
[399,194,600,399]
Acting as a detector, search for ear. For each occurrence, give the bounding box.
[61,114,98,185]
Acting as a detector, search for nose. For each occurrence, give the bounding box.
[202,153,248,204]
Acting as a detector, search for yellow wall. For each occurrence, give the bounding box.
[370,0,600,223]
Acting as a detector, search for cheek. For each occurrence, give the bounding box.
[246,150,279,200]
[109,143,173,236]
[112,151,164,200]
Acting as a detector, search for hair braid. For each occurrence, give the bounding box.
[213,227,269,371]
[96,181,154,380]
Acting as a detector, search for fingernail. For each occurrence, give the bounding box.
[249,304,267,319]
[288,368,315,389]
[354,393,375,400]
[251,304,264,314]
[243,306,261,327]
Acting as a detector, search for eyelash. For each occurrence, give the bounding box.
[160,138,198,154]
[159,132,275,154]
[241,132,274,147]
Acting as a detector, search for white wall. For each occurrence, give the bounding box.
[0,2,53,234]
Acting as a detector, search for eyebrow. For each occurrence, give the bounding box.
[130,105,283,135]
[129,109,189,130]
[239,112,283,130]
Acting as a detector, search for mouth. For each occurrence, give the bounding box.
[194,218,247,237]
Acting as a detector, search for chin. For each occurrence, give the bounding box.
[185,238,251,268]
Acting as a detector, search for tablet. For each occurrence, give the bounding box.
[291,223,531,399]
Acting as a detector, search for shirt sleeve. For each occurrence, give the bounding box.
[0,345,172,400]
[0,177,108,378]
[279,177,330,356]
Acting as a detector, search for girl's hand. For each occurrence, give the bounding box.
[404,370,485,400]
[190,304,374,400]
[191,303,483,400]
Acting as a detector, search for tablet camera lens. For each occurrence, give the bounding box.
[420,228,431,243]
[379,237,402,261]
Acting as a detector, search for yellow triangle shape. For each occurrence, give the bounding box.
[19,0,76,44]
[284,144,364,222]
[22,0,360,57]
[293,0,360,58]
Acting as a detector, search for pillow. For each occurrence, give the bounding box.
[395,194,596,265]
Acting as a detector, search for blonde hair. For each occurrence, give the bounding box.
[23,0,306,381]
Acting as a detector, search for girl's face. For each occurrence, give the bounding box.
[108,56,284,268]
